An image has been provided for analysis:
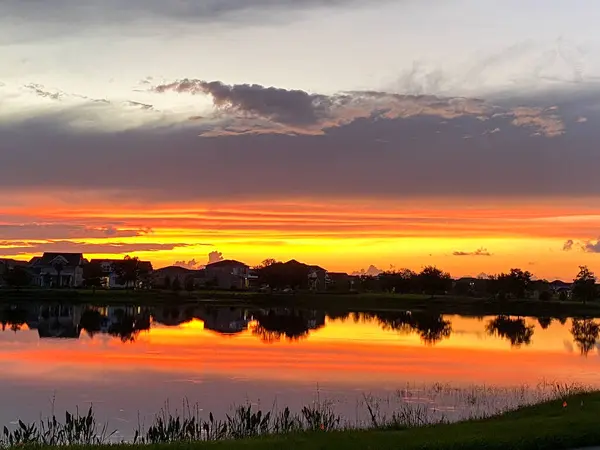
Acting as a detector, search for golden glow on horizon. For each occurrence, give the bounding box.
[1,196,600,279]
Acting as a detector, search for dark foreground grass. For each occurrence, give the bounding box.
[24,392,600,450]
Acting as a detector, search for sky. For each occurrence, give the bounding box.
[1,0,600,279]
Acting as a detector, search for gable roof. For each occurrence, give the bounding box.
[206,259,248,268]
[38,253,84,267]
[282,260,326,272]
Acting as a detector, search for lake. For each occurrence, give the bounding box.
[1,303,599,439]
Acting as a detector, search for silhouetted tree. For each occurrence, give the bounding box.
[83,262,104,290]
[372,311,452,345]
[115,255,149,289]
[570,319,600,356]
[418,266,451,297]
[572,266,597,304]
[80,309,104,338]
[539,291,552,301]
[379,269,416,293]
[255,258,278,269]
[486,316,534,347]
[252,309,325,342]
[496,269,532,299]
[164,275,172,289]
[2,266,31,289]
[53,261,64,288]
[537,317,553,329]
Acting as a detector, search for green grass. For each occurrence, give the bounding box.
[25,391,600,450]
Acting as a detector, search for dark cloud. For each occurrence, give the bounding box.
[151,79,564,136]
[174,259,203,270]
[453,248,492,257]
[563,239,575,251]
[0,241,191,255]
[1,0,386,27]
[0,224,145,240]
[154,79,332,126]
[1,85,599,201]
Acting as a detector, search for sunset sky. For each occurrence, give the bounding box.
[1,0,600,279]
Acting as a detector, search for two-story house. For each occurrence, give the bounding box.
[205,259,250,289]
[30,253,86,288]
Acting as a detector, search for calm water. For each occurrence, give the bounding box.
[1,303,599,437]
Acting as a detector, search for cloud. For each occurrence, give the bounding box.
[208,251,224,265]
[2,82,600,202]
[562,238,600,253]
[0,223,145,240]
[175,250,227,269]
[452,248,492,257]
[1,0,384,30]
[174,259,203,270]
[151,79,564,137]
[583,239,600,253]
[352,265,383,276]
[0,240,191,255]
[154,80,331,126]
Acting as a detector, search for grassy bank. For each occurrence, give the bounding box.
[2,288,600,318]
[4,390,600,450]
[188,391,600,450]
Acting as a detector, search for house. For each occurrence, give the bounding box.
[30,253,86,288]
[0,259,29,286]
[89,259,153,289]
[205,260,250,289]
[308,264,328,291]
[550,280,573,299]
[152,266,206,289]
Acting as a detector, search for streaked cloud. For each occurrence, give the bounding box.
[0,223,146,240]
[0,240,193,256]
[453,248,492,257]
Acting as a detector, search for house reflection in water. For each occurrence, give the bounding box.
[197,307,249,335]
[27,304,83,339]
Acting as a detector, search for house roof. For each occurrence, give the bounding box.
[207,259,248,268]
[91,259,153,271]
[37,253,84,267]
[154,266,196,275]
[0,258,28,267]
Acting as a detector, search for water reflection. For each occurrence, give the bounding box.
[571,319,600,356]
[1,304,600,355]
[486,316,535,347]
[363,311,452,345]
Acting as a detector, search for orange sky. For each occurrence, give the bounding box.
[1,192,600,279]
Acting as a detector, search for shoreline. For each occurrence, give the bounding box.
[2,288,600,318]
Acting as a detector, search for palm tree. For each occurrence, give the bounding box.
[53,262,64,288]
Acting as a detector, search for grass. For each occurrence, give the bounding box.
[1,383,597,450]
[2,288,600,319]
